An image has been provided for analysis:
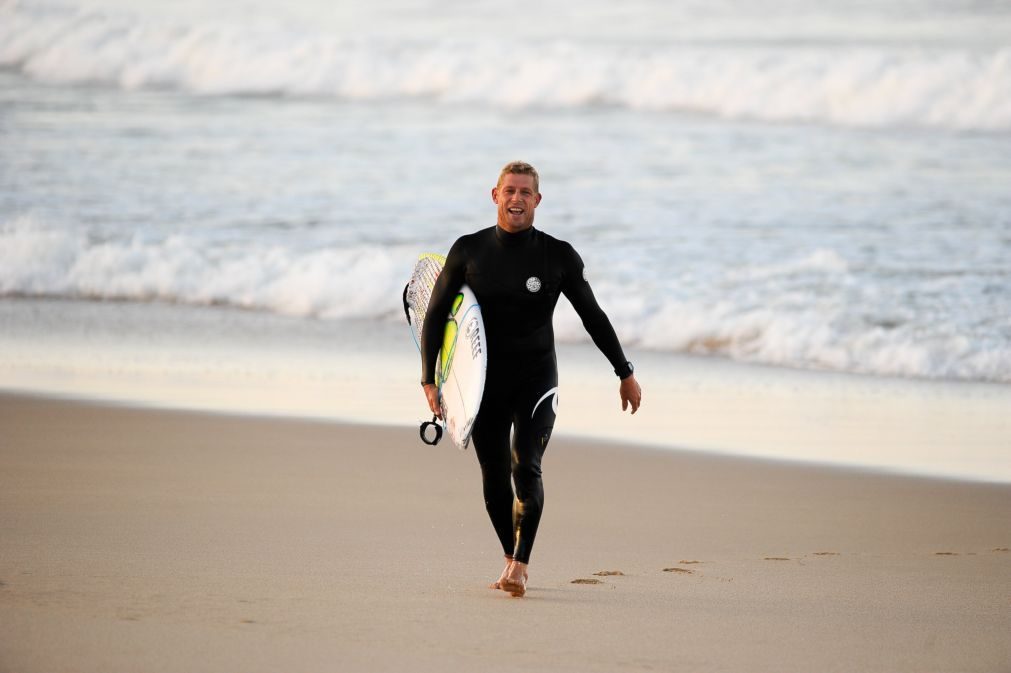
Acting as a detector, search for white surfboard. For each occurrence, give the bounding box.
[404,253,487,450]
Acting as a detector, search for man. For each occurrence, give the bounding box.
[421,161,641,597]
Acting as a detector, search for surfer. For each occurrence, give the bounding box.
[421,161,641,597]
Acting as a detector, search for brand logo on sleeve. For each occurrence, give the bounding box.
[525,276,542,293]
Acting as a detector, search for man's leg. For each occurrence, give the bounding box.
[510,409,553,565]
[471,396,515,561]
[500,380,557,596]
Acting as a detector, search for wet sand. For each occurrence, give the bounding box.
[1,393,1009,672]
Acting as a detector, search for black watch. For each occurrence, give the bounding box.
[615,361,634,379]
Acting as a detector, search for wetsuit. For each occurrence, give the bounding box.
[422,225,629,564]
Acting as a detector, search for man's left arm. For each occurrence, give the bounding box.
[560,243,642,414]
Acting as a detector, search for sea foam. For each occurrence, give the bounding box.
[0,215,417,320]
[3,216,1009,383]
[2,2,1010,131]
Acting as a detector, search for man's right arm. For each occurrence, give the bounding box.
[420,238,467,389]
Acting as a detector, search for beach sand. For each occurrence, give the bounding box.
[1,393,1009,673]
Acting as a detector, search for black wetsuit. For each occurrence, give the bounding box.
[422,225,628,564]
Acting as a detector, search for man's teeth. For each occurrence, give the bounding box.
[508,208,523,214]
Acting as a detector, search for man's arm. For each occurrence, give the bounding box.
[420,238,467,418]
[560,242,642,414]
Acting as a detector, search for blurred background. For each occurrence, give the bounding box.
[1,0,1009,479]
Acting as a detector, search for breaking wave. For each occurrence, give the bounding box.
[3,1,1010,131]
[3,216,1009,382]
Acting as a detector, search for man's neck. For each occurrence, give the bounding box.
[494,224,535,244]
[496,222,533,235]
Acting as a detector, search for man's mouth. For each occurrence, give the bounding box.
[507,207,524,215]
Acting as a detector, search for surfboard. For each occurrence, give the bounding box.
[404,253,487,450]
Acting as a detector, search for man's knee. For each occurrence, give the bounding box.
[513,459,543,483]
[512,459,545,501]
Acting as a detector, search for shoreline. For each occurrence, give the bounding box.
[1,392,1009,672]
[1,363,1011,485]
[1,387,1006,487]
[2,297,1009,484]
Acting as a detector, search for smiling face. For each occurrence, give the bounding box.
[492,172,542,234]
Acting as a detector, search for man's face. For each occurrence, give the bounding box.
[492,173,541,233]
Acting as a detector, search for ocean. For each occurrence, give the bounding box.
[1,0,1009,480]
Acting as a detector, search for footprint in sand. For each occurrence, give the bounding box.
[663,567,694,574]
[593,570,624,576]
[812,552,840,556]
[992,548,1009,553]
[679,560,703,564]
[571,578,605,585]
[764,557,792,561]
[934,552,959,556]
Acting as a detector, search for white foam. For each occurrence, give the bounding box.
[3,2,1010,131]
[4,217,1009,383]
[553,244,1011,383]
[0,215,418,320]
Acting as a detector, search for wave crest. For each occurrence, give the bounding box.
[4,216,1009,383]
[0,216,416,319]
[3,3,1010,131]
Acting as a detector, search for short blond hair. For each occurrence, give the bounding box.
[497,161,539,194]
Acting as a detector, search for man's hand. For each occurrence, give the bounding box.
[619,374,642,414]
[423,383,442,419]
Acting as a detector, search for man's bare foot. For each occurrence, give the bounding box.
[489,556,513,590]
[499,560,527,597]
[489,556,530,590]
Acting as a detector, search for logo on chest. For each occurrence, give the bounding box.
[525,276,542,293]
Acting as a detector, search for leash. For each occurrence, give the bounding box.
[419,415,443,445]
